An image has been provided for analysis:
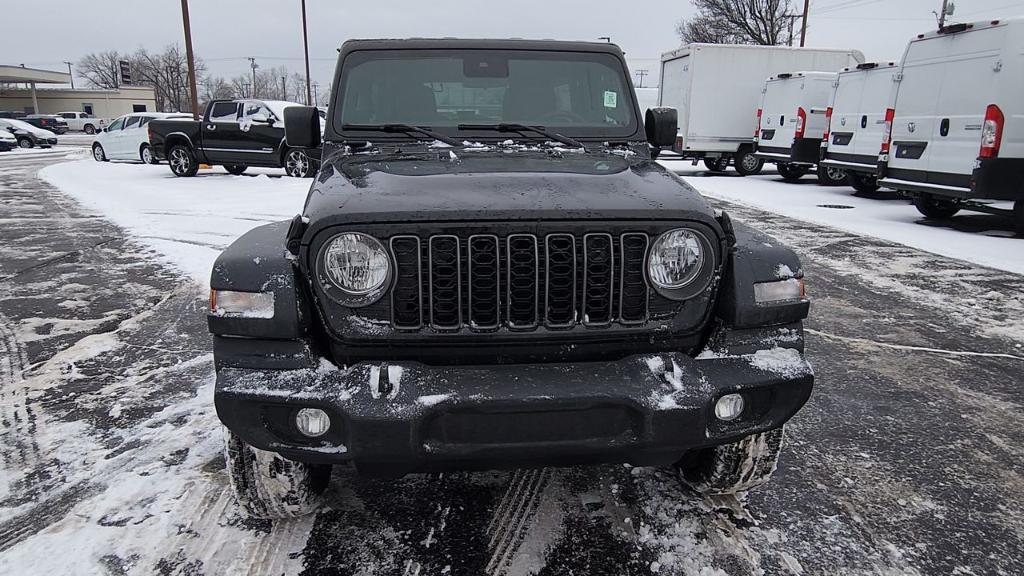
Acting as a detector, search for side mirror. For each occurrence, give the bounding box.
[102,127,108,132]
[284,106,321,148]
[251,113,270,124]
[645,107,678,148]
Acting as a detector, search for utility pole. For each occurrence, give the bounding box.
[301,0,312,106]
[63,61,74,89]
[635,69,648,88]
[800,0,810,47]
[248,57,259,98]
[180,0,200,118]
[312,81,319,105]
[281,76,287,100]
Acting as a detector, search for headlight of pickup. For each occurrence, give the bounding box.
[647,228,715,300]
[318,232,391,306]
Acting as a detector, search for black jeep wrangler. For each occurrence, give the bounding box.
[209,39,813,518]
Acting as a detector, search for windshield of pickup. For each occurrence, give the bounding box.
[333,49,639,141]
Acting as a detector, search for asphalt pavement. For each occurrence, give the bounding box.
[0,153,1021,575]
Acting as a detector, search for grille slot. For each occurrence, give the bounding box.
[389,236,422,329]
[468,235,500,329]
[391,232,651,331]
[507,234,540,329]
[428,235,462,329]
[583,233,614,326]
[619,233,649,324]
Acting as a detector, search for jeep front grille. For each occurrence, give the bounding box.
[388,232,650,331]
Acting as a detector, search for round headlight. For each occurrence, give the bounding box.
[320,233,390,301]
[648,229,706,289]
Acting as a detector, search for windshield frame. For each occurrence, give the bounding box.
[326,45,644,145]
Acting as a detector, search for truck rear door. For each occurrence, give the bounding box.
[659,54,690,147]
[202,101,243,164]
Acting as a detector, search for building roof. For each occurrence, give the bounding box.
[0,65,71,84]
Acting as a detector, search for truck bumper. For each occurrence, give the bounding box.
[215,345,813,476]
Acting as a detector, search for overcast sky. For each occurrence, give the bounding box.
[3,0,1021,91]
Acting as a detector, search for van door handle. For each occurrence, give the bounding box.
[861,115,868,129]
[940,118,950,137]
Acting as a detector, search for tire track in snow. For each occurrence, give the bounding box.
[0,312,41,479]
[485,468,552,575]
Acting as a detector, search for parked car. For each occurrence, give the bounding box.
[0,111,26,119]
[21,114,69,135]
[659,44,863,173]
[878,18,1024,234]
[208,38,814,519]
[819,62,899,194]
[754,71,847,185]
[56,111,106,134]
[148,99,318,177]
[0,127,15,152]
[92,112,194,163]
[0,118,58,148]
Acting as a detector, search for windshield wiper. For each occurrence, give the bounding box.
[342,123,461,147]
[457,123,586,151]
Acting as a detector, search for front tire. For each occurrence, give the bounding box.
[848,171,879,195]
[914,194,960,219]
[817,164,848,186]
[168,144,199,177]
[92,143,107,162]
[284,148,314,178]
[676,427,785,495]
[224,429,330,519]
[733,150,764,176]
[777,163,809,182]
[84,124,96,135]
[18,137,33,149]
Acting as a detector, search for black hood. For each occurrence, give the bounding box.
[302,147,719,235]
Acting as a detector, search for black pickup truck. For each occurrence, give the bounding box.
[148,98,319,177]
[208,38,814,519]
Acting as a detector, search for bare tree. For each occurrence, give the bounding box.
[677,0,793,45]
[77,51,123,89]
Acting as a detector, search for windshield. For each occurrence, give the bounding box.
[333,49,638,141]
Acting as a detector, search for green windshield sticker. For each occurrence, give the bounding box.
[604,91,617,108]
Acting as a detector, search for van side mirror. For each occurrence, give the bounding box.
[645,107,678,148]
[284,106,321,148]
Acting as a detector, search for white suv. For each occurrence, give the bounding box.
[92,112,192,163]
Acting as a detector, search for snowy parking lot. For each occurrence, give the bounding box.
[1,153,1023,575]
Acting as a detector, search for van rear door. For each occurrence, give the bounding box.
[928,25,1006,186]
[759,77,798,151]
[887,40,945,181]
[851,68,897,160]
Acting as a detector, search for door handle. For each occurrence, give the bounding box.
[206,124,216,131]
[940,118,950,137]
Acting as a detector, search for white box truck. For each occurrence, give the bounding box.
[658,44,863,175]
[754,72,847,184]
[819,62,900,194]
[878,18,1024,234]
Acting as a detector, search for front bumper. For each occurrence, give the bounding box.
[215,337,813,475]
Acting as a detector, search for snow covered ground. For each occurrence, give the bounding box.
[40,160,309,285]
[665,162,1024,274]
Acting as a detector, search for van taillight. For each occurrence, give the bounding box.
[754,108,763,139]
[823,107,833,141]
[980,104,1003,159]
[795,107,807,139]
[880,108,895,154]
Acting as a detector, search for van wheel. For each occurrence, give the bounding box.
[224,165,248,175]
[224,429,330,519]
[777,163,809,182]
[817,165,848,186]
[848,172,879,195]
[92,143,107,162]
[168,144,199,177]
[1014,201,1024,236]
[914,194,961,219]
[676,427,785,494]
[734,151,764,176]
[84,124,96,135]
[703,157,728,172]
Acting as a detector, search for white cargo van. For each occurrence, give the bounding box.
[754,72,846,184]
[878,18,1024,233]
[819,62,900,194]
[658,44,863,175]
